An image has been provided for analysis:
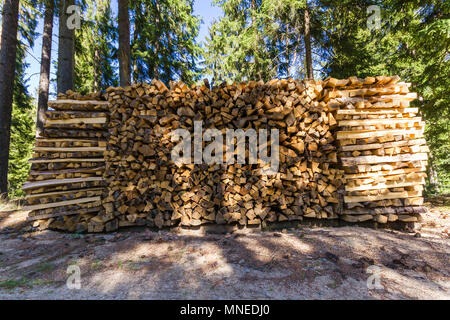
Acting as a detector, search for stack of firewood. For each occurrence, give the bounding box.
[22,91,109,232]
[102,79,343,229]
[22,76,430,233]
[323,76,429,223]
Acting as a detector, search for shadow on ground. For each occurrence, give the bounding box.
[0,197,449,300]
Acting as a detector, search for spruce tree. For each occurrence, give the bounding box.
[36,0,54,137]
[75,0,118,93]
[57,0,75,93]
[130,0,202,85]
[0,0,21,196]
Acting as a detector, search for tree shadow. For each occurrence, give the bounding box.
[0,221,449,299]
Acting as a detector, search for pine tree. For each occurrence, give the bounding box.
[204,0,272,84]
[0,0,21,196]
[0,0,39,197]
[388,0,450,193]
[57,0,75,93]
[118,0,131,86]
[75,0,118,93]
[130,0,202,85]
[36,0,54,137]
[204,0,314,84]
[303,1,313,79]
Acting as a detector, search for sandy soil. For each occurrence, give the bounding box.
[0,197,448,300]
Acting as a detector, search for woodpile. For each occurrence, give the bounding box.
[22,76,430,233]
[102,79,342,230]
[323,75,429,223]
[22,91,109,233]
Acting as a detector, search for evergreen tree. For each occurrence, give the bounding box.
[388,0,450,193]
[0,0,21,196]
[204,0,319,84]
[36,0,54,137]
[75,0,118,93]
[118,0,131,86]
[303,1,313,79]
[57,0,75,93]
[0,0,39,197]
[130,0,202,85]
[204,0,273,83]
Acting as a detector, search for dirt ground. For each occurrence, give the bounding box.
[0,197,449,300]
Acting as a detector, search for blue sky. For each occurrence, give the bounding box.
[24,0,223,98]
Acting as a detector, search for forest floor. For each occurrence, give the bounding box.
[0,196,449,300]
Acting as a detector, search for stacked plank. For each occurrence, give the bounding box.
[102,79,343,229]
[22,91,110,233]
[323,76,429,223]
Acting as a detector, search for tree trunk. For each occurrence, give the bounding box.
[286,24,290,78]
[304,4,313,79]
[0,0,20,196]
[36,0,54,137]
[93,47,99,91]
[132,6,140,82]
[57,0,75,94]
[152,1,161,80]
[118,0,131,86]
[251,0,261,80]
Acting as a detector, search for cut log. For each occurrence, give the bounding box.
[33,147,106,152]
[344,191,421,203]
[22,196,101,211]
[337,128,424,140]
[29,158,105,163]
[25,187,104,199]
[22,177,103,190]
[341,153,428,166]
[45,117,107,125]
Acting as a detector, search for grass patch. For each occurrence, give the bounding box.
[0,278,31,290]
[34,262,56,273]
[91,259,103,270]
[32,279,56,287]
[118,260,142,271]
[0,277,57,290]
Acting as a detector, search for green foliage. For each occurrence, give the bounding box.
[405,2,450,192]
[205,0,308,84]
[316,0,397,77]
[130,0,202,85]
[75,0,119,93]
[0,278,31,290]
[7,1,39,198]
[9,98,35,198]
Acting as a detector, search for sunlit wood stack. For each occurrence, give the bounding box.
[22,76,430,233]
[22,91,109,233]
[322,75,429,223]
[102,79,343,230]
